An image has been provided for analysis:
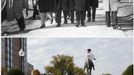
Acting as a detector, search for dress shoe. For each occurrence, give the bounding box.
[64,21,68,24]
[75,21,80,27]
[40,24,45,28]
[81,22,86,27]
[56,23,61,27]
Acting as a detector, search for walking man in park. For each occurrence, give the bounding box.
[84,49,96,75]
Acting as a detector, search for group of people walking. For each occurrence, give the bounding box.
[2,0,99,31]
[37,0,99,28]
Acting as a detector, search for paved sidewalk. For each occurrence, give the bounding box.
[1,4,133,38]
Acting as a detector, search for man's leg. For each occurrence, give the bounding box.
[87,7,91,22]
[55,10,62,27]
[112,11,118,29]
[92,7,96,22]
[75,10,80,27]
[81,10,86,26]
[106,11,111,27]
[49,12,53,24]
[63,10,68,24]
[16,16,26,31]
[40,12,46,28]
[70,10,74,23]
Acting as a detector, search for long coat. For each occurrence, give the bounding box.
[55,0,70,11]
[75,0,86,10]
[6,0,28,21]
[55,0,62,11]
[69,0,75,10]
[90,0,99,8]
[62,0,70,10]
[38,0,55,12]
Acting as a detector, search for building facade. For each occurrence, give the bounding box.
[27,63,34,75]
[1,38,27,75]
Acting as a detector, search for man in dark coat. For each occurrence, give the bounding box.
[75,0,87,27]
[87,0,99,22]
[69,0,75,23]
[6,0,29,31]
[55,0,62,27]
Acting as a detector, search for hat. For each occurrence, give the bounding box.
[87,49,92,52]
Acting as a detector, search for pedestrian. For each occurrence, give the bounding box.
[6,0,29,31]
[68,0,75,24]
[87,0,99,22]
[32,0,39,19]
[31,69,40,75]
[103,0,111,27]
[75,0,87,27]
[62,0,70,24]
[84,48,96,75]
[110,0,120,29]
[38,0,55,28]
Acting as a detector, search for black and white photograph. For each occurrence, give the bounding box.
[1,0,133,37]
[0,0,133,75]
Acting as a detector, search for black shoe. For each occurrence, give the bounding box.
[19,28,25,31]
[56,23,61,27]
[81,22,86,27]
[71,21,74,24]
[113,25,118,29]
[40,24,45,28]
[64,21,68,24]
[93,19,96,22]
[75,21,80,27]
[19,26,25,31]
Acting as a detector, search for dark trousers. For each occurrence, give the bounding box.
[55,10,62,24]
[76,10,86,23]
[106,11,111,27]
[87,7,96,21]
[63,10,69,22]
[2,6,7,22]
[33,6,39,19]
[16,16,25,30]
[70,10,74,22]
[111,11,117,26]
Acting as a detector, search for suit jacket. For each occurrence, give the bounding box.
[6,0,28,21]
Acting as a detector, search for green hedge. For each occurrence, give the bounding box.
[122,64,133,75]
[7,69,24,75]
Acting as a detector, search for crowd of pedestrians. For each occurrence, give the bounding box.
[1,0,99,31]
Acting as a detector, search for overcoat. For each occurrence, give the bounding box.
[90,0,99,8]
[38,0,55,12]
[69,0,75,10]
[62,0,70,10]
[75,0,86,10]
[55,0,62,11]
[6,0,28,21]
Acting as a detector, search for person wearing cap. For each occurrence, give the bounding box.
[87,49,95,69]
[84,48,96,75]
